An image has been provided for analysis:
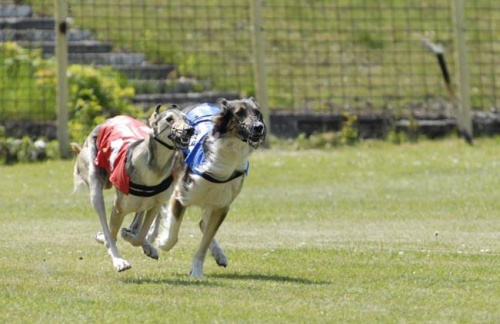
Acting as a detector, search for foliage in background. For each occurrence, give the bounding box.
[5,1,500,117]
[0,126,59,164]
[287,113,360,149]
[0,42,56,120]
[1,42,141,145]
[66,65,139,143]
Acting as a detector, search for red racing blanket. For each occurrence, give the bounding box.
[95,115,150,194]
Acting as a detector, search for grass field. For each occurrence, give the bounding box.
[1,138,500,322]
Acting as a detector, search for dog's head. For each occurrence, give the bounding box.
[213,97,267,149]
[149,104,194,149]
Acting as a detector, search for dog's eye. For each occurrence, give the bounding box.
[235,109,246,118]
[166,116,173,123]
[253,109,263,119]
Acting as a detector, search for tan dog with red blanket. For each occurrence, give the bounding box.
[71,105,193,272]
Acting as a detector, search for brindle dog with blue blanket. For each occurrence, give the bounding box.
[143,97,266,278]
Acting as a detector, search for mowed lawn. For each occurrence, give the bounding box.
[1,138,499,323]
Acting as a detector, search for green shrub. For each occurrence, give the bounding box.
[0,42,56,120]
[340,113,359,146]
[0,134,58,165]
[2,42,141,144]
[285,114,360,150]
[1,42,142,163]
[67,65,139,143]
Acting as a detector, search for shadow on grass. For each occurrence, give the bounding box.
[122,272,329,286]
[211,272,330,285]
[122,275,220,287]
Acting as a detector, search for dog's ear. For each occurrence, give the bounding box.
[217,98,229,108]
[248,97,261,109]
[149,104,162,127]
[213,100,233,135]
[169,104,179,110]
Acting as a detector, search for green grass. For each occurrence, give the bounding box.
[1,138,500,322]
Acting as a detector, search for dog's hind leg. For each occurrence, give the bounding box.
[190,207,228,278]
[128,211,145,234]
[122,207,160,260]
[199,212,228,268]
[156,199,186,252]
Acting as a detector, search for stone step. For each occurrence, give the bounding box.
[0,4,33,18]
[0,28,92,42]
[133,91,240,107]
[68,52,146,65]
[0,17,54,30]
[110,64,176,80]
[16,40,114,55]
[129,78,211,94]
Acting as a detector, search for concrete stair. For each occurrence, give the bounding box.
[0,4,238,108]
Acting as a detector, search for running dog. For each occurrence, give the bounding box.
[150,97,266,278]
[71,105,193,272]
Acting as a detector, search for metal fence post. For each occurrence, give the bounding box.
[250,0,270,144]
[55,0,69,158]
[451,0,473,143]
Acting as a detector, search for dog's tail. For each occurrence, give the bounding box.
[70,142,81,154]
[70,142,89,193]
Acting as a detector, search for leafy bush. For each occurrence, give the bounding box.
[0,42,56,120]
[67,65,139,143]
[1,42,142,163]
[339,113,359,146]
[0,130,58,165]
[277,113,360,150]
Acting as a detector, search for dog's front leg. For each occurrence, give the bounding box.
[145,211,161,243]
[89,174,131,272]
[105,204,131,272]
[199,213,228,268]
[156,199,186,252]
[190,207,228,278]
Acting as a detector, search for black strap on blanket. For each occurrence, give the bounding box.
[129,174,174,197]
[195,168,245,184]
[154,136,175,150]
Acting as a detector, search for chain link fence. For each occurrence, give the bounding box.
[1,1,500,128]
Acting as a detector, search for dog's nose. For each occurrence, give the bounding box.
[252,124,264,134]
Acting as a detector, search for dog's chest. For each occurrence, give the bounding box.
[117,187,174,213]
[180,176,243,208]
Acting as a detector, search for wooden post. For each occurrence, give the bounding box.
[250,0,270,146]
[55,0,69,158]
[451,0,473,144]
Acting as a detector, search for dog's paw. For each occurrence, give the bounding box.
[121,228,134,241]
[211,249,228,268]
[189,258,205,278]
[121,228,142,246]
[113,258,131,272]
[142,243,159,260]
[94,232,106,245]
[189,269,206,279]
